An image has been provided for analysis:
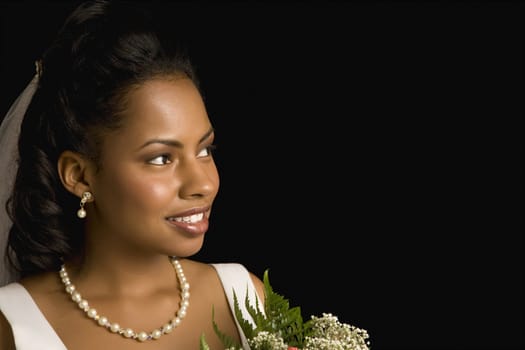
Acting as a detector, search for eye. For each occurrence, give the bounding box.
[197,144,216,158]
[148,154,172,165]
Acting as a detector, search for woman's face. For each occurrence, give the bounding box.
[86,77,219,258]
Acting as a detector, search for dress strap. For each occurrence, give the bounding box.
[0,283,67,349]
[211,263,264,349]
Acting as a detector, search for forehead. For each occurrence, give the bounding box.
[126,77,205,125]
[100,77,211,149]
[125,76,201,115]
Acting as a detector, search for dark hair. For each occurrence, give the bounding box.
[6,0,197,277]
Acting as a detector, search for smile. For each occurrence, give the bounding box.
[168,213,204,224]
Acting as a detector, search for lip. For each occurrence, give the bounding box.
[165,206,211,236]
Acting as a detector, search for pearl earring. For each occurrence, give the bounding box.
[77,191,92,218]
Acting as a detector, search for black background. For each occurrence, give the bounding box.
[1,1,523,349]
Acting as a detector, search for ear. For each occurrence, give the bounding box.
[57,150,95,198]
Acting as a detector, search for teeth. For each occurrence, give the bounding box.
[172,213,204,224]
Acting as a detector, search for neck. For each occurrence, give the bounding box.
[66,251,179,297]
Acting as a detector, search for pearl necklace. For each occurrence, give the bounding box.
[59,256,190,342]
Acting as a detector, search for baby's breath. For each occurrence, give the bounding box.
[248,331,288,350]
[303,313,370,350]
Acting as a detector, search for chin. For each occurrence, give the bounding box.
[168,240,205,258]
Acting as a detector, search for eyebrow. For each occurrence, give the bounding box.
[137,127,215,150]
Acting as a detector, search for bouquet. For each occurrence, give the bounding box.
[200,270,371,350]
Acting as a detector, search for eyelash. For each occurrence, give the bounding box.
[148,145,217,165]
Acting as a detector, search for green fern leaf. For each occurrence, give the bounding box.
[211,269,316,349]
[210,305,242,349]
[199,334,211,350]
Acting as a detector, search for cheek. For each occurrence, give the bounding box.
[129,178,171,205]
[96,169,174,212]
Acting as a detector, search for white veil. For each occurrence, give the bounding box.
[0,72,39,286]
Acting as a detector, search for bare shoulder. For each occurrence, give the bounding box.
[181,258,222,282]
[248,271,265,303]
[179,258,226,296]
[0,310,16,350]
[184,259,265,300]
[19,271,61,294]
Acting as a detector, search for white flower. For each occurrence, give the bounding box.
[248,331,288,350]
[303,313,370,350]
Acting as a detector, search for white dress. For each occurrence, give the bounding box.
[0,263,261,350]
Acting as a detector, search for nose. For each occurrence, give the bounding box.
[177,157,219,199]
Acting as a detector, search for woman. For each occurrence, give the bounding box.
[0,1,264,349]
